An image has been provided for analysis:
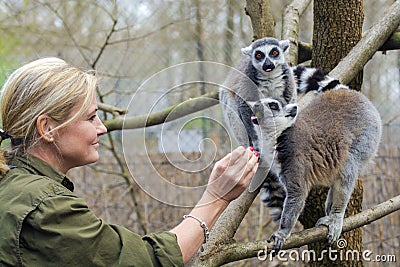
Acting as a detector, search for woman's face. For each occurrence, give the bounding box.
[53,96,107,172]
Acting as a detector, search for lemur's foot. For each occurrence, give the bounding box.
[267,230,289,253]
[316,215,344,245]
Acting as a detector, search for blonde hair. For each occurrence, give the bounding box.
[0,57,98,174]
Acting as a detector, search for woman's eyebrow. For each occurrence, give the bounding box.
[89,107,98,113]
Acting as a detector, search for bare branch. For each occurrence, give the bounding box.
[92,18,118,69]
[98,102,127,116]
[298,31,400,64]
[41,1,91,65]
[103,91,219,131]
[192,195,400,266]
[281,0,312,65]
[244,0,276,39]
[107,19,190,45]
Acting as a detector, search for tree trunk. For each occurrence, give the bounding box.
[300,0,365,266]
[312,0,364,90]
[245,0,276,40]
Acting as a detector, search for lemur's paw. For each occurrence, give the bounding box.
[267,231,288,253]
[316,215,344,245]
[315,215,331,227]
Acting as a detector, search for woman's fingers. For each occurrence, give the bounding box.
[206,146,259,202]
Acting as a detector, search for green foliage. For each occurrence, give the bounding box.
[0,34,21,87]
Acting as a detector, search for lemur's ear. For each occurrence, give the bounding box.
[279,40,290,52]
[241,45,253,56]
[247,101,257,108]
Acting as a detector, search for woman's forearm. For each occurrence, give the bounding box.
[170,146,258,263]
[170,192,228,263]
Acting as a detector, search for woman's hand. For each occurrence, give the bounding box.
[205,146,259,204]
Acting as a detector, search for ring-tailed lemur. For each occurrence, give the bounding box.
[249,98,298,220]
[259,66,351,220]
[260,86,382,252]
[219,37,296,155]
[219,37,347,191]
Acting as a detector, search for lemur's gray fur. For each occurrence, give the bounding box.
[220,37,348,192]
[258,66,351,218]
[265,86,382,251]
[219,37,296,151]
[220,36,378,252]
[219,37,297,191]
[249,98,298,220]
[249,98,298,167]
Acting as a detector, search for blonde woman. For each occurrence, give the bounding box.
[0,57,258,266]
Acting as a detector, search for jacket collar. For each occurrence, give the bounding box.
[8,153,74,191]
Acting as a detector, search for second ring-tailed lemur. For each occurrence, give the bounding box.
[249,98,298,220]
[219,37,346,191]
[254,86,382,251]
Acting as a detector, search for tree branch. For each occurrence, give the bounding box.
[329,1,400,84]
[193,195,400,266]
[297,0,400,108]
[298,31,400,64]
[103,91,219,131]
[92,18,117,69]
[244,0,276,39]
[42,2,91,65]
[98,102,127,116]
[107,19,190,45]
[281,0,312,65]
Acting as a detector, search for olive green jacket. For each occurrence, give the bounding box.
[0,154,183,266]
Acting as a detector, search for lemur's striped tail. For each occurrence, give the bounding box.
[260,171,285,221]
[293,65,349,95]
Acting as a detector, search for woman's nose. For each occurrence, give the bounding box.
[96,117,108,136]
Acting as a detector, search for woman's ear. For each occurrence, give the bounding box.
[36,114,56,142]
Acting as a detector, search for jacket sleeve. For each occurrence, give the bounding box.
[19,194,183,267]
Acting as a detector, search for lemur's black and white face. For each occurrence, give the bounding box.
[241,37,290,74]
[249,98,297,135]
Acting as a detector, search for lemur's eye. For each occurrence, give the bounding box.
[268,102,279,110]
[255,51,264,60]
[271,49,279,57]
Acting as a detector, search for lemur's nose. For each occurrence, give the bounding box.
[290,106,298,117]
[263,59,275,72]
[263,63,275,72]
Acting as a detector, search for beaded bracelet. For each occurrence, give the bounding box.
[183,214,210,251]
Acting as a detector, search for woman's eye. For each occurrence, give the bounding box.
[88,114,97,121]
